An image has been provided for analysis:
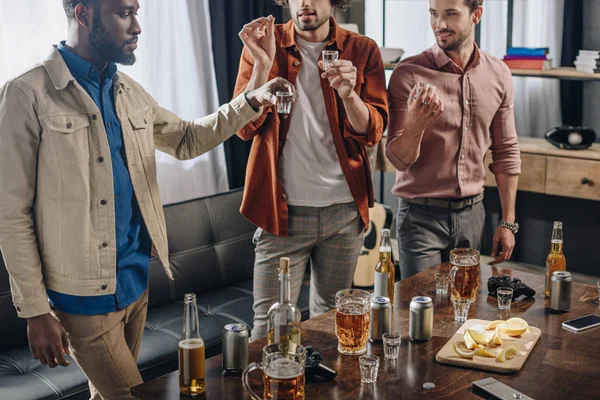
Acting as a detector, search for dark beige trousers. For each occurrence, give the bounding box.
[53,291,148,400]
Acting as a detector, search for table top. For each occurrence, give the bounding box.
[133,264,600,400]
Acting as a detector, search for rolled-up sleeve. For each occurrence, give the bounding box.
[343,42,388,147]
[489,65,521,175]
[385,65,414,171]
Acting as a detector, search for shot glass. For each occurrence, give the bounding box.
[497,287,513,310]
[322,50,339,70]
[382,332,401,360]
[359,355,379,384]
[276,91,294,114]
[453,298,471,324]
[435,272,449,295]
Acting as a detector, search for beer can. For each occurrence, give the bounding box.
[222,323,249,373]
[369,296,391,342]
[550,271,572,313]
[409,296,433,342]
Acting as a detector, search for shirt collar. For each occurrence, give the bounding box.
[56,41,117,83]
[281,17,347,52]
[432,41,482,72]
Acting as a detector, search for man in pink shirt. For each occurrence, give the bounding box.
[386,0,521,279]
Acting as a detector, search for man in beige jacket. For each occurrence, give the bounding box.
[0,0,293,398]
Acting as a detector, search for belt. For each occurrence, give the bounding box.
[402,192,484,211]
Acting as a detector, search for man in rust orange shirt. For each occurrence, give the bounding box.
[233,0,388,340]
[387,0,521,279]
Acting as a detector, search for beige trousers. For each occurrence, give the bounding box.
[53,291,148,400]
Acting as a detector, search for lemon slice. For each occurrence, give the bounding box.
[485,320,504,330]
[453,342,476,358]
[492,326,503,345]
[506,317,528,325]
[498,321,528,337]
[464,330,478,350]
[497,345,519,363]
[467,329,494,345]
[475,345,497,358]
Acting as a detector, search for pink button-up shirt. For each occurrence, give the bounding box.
[386,43,521,200]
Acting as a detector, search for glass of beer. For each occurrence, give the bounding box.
[449,248,480,303]
[335,289,371,355]
[179,293,205,395]
[242,343,306,400]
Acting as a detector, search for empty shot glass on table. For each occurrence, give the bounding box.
[359,355,379,384]
[276,91,294,114]
[453,298,470,324]
[322,50,339,70]
[382,332,401,360]
[435,272,449,295]
[497,287,514,310]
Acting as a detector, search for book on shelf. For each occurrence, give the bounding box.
[503,59,552,70]
[506,47,549,57]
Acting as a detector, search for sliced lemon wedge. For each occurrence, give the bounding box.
[497,345,520,363]
[453,342,477,358]
[506,317,528,325]
[467,328,494,345]
[485,320,504,330]
[491,325,503,345]
[474,345,497,358]
[464,330,478,350]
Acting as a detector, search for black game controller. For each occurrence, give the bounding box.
[487,275,536,299]
[304,346,337,383]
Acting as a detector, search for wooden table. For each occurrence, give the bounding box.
[133,264,600,399]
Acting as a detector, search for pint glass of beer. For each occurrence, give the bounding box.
[449,248,481,303]
[242,343,306,400]
[335,289,371,355]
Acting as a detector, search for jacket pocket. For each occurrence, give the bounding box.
[129,109,155,157]
[43,114,91,164]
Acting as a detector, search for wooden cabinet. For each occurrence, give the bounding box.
[485,137,600,201]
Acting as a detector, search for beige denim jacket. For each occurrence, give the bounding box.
[0,47,258,318]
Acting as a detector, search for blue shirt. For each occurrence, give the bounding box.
[47,42,152,315]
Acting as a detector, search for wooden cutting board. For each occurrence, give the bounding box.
[435,319,542,374]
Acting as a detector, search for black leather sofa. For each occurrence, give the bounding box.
[0,189,310,399]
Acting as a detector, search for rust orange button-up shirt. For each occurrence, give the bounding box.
[386,44,521,200]
[234,18,388,236]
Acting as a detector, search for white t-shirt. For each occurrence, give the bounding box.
[279,36,353,207]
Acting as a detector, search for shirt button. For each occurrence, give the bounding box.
[66,122,73,129]
[293,61,300,66]
[102,241,108,248]
[16,306,21,312]
[107,122,111,127]
[100,199,107,205]
[101,284,107,290]
[91,114,98,120]
[461,153,465,159]
[97,156,104,163]
[282,193,287,200]
[460,180,464,185]
[283,115,289,120]
[464,100,469,105]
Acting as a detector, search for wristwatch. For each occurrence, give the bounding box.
[499,220,519,235]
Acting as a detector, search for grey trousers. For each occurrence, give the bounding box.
[396,199,485,280]
[250,202,364,341]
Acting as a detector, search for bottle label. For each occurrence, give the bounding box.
[374,272,389,297]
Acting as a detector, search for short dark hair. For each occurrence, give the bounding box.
[273,0,351,11]
[465,0,483,13]
[63,0,102,20]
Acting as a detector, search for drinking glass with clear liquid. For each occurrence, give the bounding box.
[179,293,205,395]
[335,289,371,355]
[449,248,480,303]
[242,343,306,400]
[497,287,513,310]
[322,50,339,70]
[545,221,566,297]
[276,92,294,114]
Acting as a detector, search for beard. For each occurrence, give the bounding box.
[89,12,137,65]
[292,12,330,32]
[436,27,471,51]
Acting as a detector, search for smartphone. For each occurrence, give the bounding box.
[562,314,600,332]
[472,377,533,400]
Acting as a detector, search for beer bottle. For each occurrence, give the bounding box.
[267,257,302,350]
[545,221,566,297]
[374,229,395,305]
[179,293,205,395]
